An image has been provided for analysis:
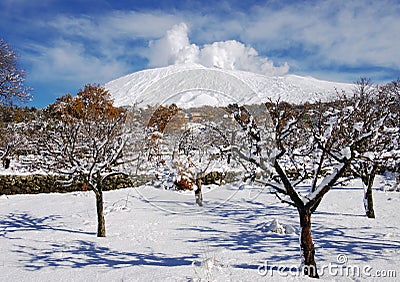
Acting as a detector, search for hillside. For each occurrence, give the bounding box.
[105,63,354,108]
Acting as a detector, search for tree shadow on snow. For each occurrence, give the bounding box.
[176,196,400,271]
[13,240,198,270]
[0,212,94,237]
[178,199,302,270]
[312,224,400,264]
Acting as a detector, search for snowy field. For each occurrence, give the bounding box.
[1,177,399,281]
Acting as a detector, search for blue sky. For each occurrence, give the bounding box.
[1,0,399,108]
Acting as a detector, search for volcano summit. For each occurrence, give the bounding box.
[105,63,353,108]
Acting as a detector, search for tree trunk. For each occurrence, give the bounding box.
[2,157,10,169]
[195,177,203,206]
[95,190,106,237]
[363,174,376,219]
[299,209,319,278]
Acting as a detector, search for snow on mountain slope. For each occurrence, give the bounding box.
[105,63,354,108]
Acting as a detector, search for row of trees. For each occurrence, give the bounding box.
[148,78,399,277]
[2,38,399,278]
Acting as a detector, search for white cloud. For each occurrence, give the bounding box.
[147,22,289,76]
[24,11,187,82]
[48,11,184,42]
[25,40,127,85]
[21,11,187,88]
[242,0,400,70]
[12,0,400,97]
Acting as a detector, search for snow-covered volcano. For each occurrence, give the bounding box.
[105,63,354,108]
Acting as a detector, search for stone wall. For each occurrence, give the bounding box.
[0,174,153,195]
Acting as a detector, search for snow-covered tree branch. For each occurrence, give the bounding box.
[227,86,394,277]
[38,84,129,237]
[0,39,31,106]
[345,78,400,218]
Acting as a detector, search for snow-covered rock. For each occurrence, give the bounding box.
[266,219,286,234]
[258,218,298,235]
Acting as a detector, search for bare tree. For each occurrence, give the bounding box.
[0,123,19,169]
[146,104,233,206]
[0,39,31,106]
[345,78,400,218]
[174,123,231,206]
[383,79,400,190]
[40,84,127,237]
[1,39,32,167]
[227,95,388,278]
[0,106,40,169]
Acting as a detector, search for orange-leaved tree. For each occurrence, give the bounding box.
[42,84,127,237]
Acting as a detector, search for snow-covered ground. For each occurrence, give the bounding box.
[1,177,399,281]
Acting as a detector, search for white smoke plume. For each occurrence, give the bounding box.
[148,22,289,76]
